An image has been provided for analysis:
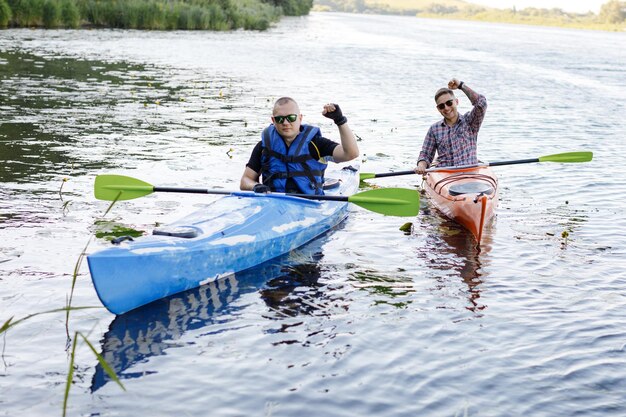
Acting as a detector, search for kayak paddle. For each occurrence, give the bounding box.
[94,174,420,217]
[360,151,593,180]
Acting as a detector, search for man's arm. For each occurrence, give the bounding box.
[415,127,437,174]
[322,103,359,163]
[452,79,487,133]
[451,79,479,104]
[240,166,261,191]
[240,142,263,191]
[331,123,359,162]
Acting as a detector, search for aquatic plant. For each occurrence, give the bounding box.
[8,0,44,26]
[42,0,60,27]
[63,331,125,417]
[60,0,79,27]
[0,306,125,417]
[0,0,12,26]
[268,0,313,16]
[3,0,294,30]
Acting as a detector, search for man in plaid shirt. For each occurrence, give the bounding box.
[415,78,487,174]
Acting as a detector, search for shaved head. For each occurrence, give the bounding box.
[273,97,299,114]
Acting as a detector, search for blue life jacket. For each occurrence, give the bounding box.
[261,124,328,195]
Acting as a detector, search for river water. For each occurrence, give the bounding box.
[1,12,625,417]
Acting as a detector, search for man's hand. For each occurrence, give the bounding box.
[414,161,429,175]
[253,183,270,193]
[322,103,347,126]
[448,79,462,89]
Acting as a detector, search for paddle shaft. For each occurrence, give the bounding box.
[362,151,592,179]
[367,157,561,177]
[153,186,350,202]
[488,158,539,167]
[427,158,547,172]
[426,159,539,172]
[360,161,531,177]
[367,170,416,178]
[152,187,232,195]
[154,186,230,195]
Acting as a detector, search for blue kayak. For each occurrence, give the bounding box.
[87,165,359,315]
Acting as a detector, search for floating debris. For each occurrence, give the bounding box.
[399,222,413,234]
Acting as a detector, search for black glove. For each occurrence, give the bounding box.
[324,104,347,126]
[253,183,270,193]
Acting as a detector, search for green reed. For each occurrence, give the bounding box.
[0,306,124,417]
[3,0,288,30]
[41,0,78,28]
[0,0,11,27]
[64,331,125,417]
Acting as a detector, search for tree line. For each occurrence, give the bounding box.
[314,0,626,30]
[0,0,313,30]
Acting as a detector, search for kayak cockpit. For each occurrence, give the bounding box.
[153,226,201,238]
[448,182,494,196]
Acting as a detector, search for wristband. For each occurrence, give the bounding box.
[458,81,464,90]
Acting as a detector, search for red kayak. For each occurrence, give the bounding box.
[424,166,498,245]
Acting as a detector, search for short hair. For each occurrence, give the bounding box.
[273,97,299,113]
[435,88,455,102]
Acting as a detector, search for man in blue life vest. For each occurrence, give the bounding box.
[240,97,359,195]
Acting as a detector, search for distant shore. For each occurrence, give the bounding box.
[312,1,626,32]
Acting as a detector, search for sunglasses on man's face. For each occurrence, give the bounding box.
[273,114,298,124]
[437,99,455,110]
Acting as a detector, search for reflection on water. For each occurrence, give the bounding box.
[261,261,324,318]
[91,237,334,391]
[349,270,415,308]
[91,274,240,391]
[0,50,149,182]
[415,201,489,314]
[0,49,250,185]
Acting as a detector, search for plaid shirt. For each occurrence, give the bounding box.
[418,93,487,167]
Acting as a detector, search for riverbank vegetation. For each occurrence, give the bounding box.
[0,0,313,30]
[313,0,626,31]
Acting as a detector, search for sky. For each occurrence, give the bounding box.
[469,0,605,14]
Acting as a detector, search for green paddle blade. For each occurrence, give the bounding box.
[538,151,593,163]
[94,175,155,201]
[359,173,376,181]
[348,187,420,217]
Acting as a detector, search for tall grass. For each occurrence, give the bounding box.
[267,0,313,16]
[2,0,288,29]
[61,0,79,27]
[0,0,12,26]
[42,0,60,27]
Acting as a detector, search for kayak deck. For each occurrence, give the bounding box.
[424,166,498,244]
[87,165,359,315]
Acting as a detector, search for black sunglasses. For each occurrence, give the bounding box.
[437,99,455,110]
[273,114,298,124]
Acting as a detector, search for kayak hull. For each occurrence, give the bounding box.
[424,166,498,244]
[87,165,358,314]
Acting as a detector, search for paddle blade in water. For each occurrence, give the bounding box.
[348,187,420,217]
[94,175,155,201]
[539,151,593,163]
